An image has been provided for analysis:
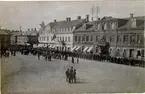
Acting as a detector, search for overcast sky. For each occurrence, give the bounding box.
[0,0,144,31]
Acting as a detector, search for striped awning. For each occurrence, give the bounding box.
[83,47,89,52]
[75,46,81,51]
[71,46,77,51]
[87,47,93,52]
[49,45,53,48]
[52,45,56,48]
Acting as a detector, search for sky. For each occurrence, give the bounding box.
[0,0,144,31]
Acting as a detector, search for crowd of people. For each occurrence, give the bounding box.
[1,44,145,68]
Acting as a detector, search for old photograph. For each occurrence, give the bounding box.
[0,1,145,94]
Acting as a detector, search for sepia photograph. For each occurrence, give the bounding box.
[0,0,145,94]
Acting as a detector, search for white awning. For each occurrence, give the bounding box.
[75,46,81,51]
[49,45,53,48]
[87,47,93,52]
[38,44,44,47]
[52,45,56,48]
[71,46,77,51]
[83,47,89,52]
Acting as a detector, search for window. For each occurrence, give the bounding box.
[63,37,64,41]
[98,24,101,30]
[111,22,116,29]
[47,37,49,41]
[75,36,77,42]
[110,35,115,42]
[65,37,67,41]
[90,36,93,41]
[82,36,85,41]
[86,36,89,41]
[68,37,70,42]
[60,37,61,41]
[78,36,81,42]
[137,35,143,43]
[117,35,122,43]
[130,34,136,43]
[104,23,108,30]
[123,35,128,43]
[96,36,98,42]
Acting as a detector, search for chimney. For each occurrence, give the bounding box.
[28,29,30,31]
[130,13,133,18]
[97,18,100,20]
[66,17,69,21]
[77,16,81,20]
[34,28,37,31]
[54,19,57,22]
[31,28,33,31]
[85,15,89,22]
[68,17,71,21]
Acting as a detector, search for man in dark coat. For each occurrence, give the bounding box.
[73,69,76,83]
[69,67,74,83]
[65,69,70,82]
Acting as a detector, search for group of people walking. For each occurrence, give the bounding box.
[65,67,76,83]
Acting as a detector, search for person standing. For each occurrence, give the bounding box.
[69,67,74,83]
[77,58,79,64]
[65,69,70,82]
[72,57,74,63]
[38,53,40,60]
[73,69,76,83]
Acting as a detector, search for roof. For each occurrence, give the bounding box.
[0,29,9,35]
[50,19,86,29]
[10,31,22,36]
[118,16,145,30]
[74,22,94,32]
[26,30,38,36]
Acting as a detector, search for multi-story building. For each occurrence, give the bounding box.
[73,22,94,54]
[10,30,22,45]
[38,15,88,51]
[73,14,144,60]
[0,29,11,50]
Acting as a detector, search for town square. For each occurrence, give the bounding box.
[0,1,145,94]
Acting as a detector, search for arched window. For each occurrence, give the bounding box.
[131,18,136,28]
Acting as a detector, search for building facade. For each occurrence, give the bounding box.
[73,14,144,60]
[0,29,11,50]
[38,16,87,51]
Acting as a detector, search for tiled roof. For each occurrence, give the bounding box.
[118,16,145,30]
[74,22,94,32]
[50,19,86,29]
[0,29,9,35]
[26,30,38,36]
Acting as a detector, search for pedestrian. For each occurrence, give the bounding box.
[73,69,76,83]
[69,67,74,83]
[65,69,70,82]
[72,57,74,63]
[77,58,79,64]
[38,53,40,60]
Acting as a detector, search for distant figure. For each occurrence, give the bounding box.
[38,53,40,60]
[77,58,79,64]
[69,67,74,83]
[73,69,76,83]
[65,69,70,82]
[72,57,74,63]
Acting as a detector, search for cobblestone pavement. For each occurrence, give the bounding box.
[2,53,145,94]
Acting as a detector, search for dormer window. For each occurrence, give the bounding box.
[131,18,136,28]
[104,23,108,30]
[111,22,116,30]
